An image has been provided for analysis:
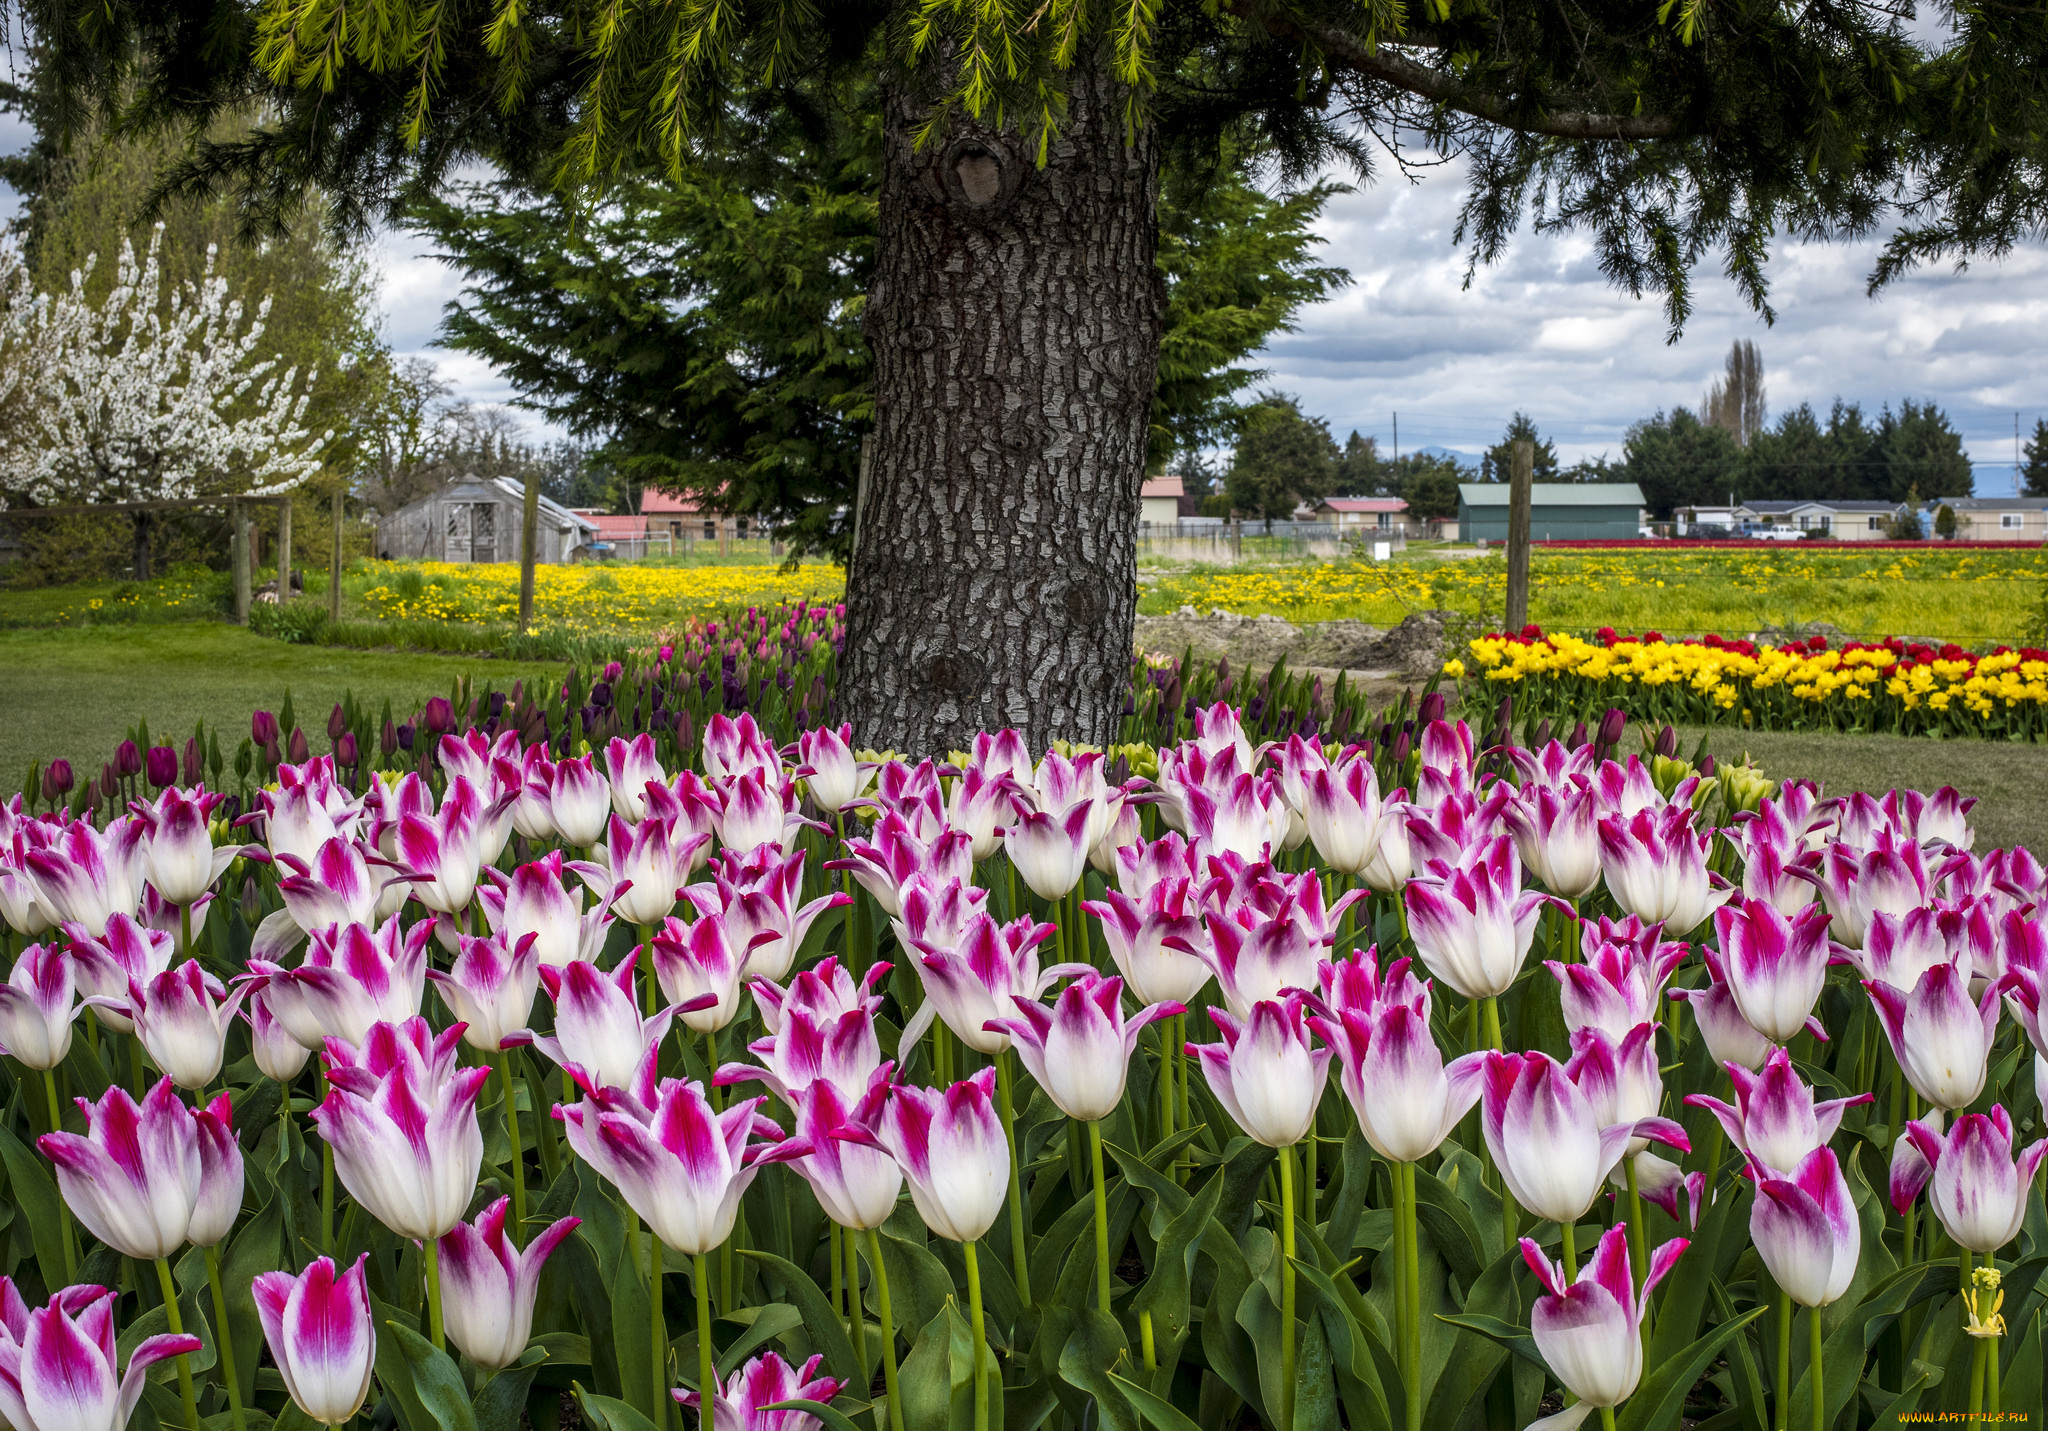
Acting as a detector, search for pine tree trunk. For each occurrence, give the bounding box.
[843,52,1161,755]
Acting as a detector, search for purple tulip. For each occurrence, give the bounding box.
[848,1068,1010,1243]
[0,942,80,1070]
[43,759,74,798]
[251,711,280,746]
[313,1018,490,1241]
[1712,898,1833,1045]
[987,971,1182,1123]
[435,1198,582,1368]
[142,747,178,789]
[1750,1147,1859,1307]
[1897,1106,2048,1253]
[1312,999,1483,1163]
[1520,1224,1687,1416]
[422,696,456,735]
[674,1351,846,1431]
[1685,1047,1872,1178]
[559,1063,801,1254]
[1865,958,2000,1111]
[252,1255,375,1426]
[113,740,142,779]
[0,1281,202,1431]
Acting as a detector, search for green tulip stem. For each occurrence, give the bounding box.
[42,1068,78,1281]
[1599,1409,1618,1431]
[316,1068,336,1257]
[1986,1254,2001,1414]
[1623,1158,1650,1301]
[1774,1287,1791,1431]
[1279,1141,1299,1431]
[963,1238,990,1431]
[706,1026,722,1110]
[640,925,657,1017]
[1969,1333,1989,1431]
[1481,997,1517,1249]
[995,1050,1033,1308]
[843,1220,867,1378]
[1397,1160,1422,1431]
[1175,1014,1191,1182]
[424,1236,446,1350]
[829,1222,844,1319]
[694,1252,717,1430]
[649,1235,667,1423]
[1304,1130,1319,1232]
[153,1256,201,1431]
[1903,1089,1920,1266]
[179,901,195,959]
[497,1055,527,1243]
[204,1243,249,1431]
[1560,1217,1579,1281]
[866,1228,906,1431]
[1809,1302,1824,1431]
[1088,1119,1113,1315]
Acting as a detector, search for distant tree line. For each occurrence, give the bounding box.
[1204,342,1989,525]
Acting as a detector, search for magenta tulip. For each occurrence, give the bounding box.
[1712,898,1833,1045]
[987,971,1182,1123]
[1520,1225,1688,1424]
[0,1282,201,1431]
[1899,1106,2048,1253]
[1685,1047,1871,1177]
[1750,1147,1859,1307]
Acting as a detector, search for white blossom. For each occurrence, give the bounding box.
[0,225,328,506]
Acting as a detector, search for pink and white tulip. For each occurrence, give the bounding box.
[435,1197,582,1368]
[1519,1225,1687,1427]
[1713,899,1833,1045]
[1667,976,1776,1072]
[604,734,668,822]
[577,812,711,927]
[793,723,871,814]
[392,777,496,915]
[559,1065,801,1254]
[1478,1051,1688,1225]
[1750,1147,1860,1307]
[1003,803,1094,902]
[1596,806,1732,935]
[514,953,687,1093]
[532,753,612,848]
[41,1077,205,1258]
[1300,755,1386,876]
[247,987,313,1081]
[126,961,250,1090]
[483,851,614,969]
[256,837,383,961]
[675,1351,846,1431]
[1685,1047,1871,1178]
[718,993,883,1108]
[0,942,79,1070]
[779,1070,905,1231]
[987,972,1182,1123]
[1402,836,1553,1000]
[651,913,755,1033]
[0,1282,202,1431]
[65,913,174,1034]
[1865,958,2000,1111]
[1813,832,1931,948]
[248,912,431,1051]
[852,1068,1010,1243]
[313,1017,490,1241]
[1547,934,1687,1041]
[685,848,848,982]
[1896,1106,2048,1253]
[129,786,234,907]
[21,817,147,938]
[702,713,782,786]
[428,931,541,1052]
[749,957,889,1036]
[252,1255,376,1426]
[901,913,1084,1056]
[188,1093,245,1248]
[1502,782,1604,899]
[1311,1000,1483,1163]
[1084,880,1213,1007]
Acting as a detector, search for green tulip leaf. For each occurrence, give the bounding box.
[1615,1304,1767,1431]
[377,1320,480,1431]
[1435,1312,1543,1370]
[760,1398,868,1431]
[569,1385,663,1431]
[738,1247,862,1389]
[472,1357,544,1431]
[0,1121,70,1288]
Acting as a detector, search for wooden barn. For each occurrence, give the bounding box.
[375,477,599,565]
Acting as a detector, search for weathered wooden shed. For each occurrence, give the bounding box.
[375,477,599,564]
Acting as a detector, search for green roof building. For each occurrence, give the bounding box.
[1456,482,1647,542]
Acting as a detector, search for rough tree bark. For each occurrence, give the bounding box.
[842,51,1162,755]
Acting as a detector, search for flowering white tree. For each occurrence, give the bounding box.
[0,224,329,575]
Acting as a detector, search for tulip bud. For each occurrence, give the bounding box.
[181,737,204,786]
[328,704,348,740]
[381,719,399,755]
[252,710,280,745]
[1417,691,1446,725]
[396,723,415,751]
[424,697,456,734]
[1566,720,1589,751]
[1597,707,1628,749]
[335,732,358,768]
[114,739,142,778]
[287,727,310,763]
[1531,718,1552,747]
[1654,723,1678,758]
[143,745,178,788]
[44,758,74,799]
[100,764,120,801]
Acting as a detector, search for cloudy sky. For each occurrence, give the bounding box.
[4,100,2040,495]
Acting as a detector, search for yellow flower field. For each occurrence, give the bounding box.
[354,560,847,632]
[1139,545,2045,644]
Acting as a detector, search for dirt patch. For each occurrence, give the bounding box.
[1134,607,1465,679]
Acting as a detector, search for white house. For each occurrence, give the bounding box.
[1141,474,1186,527]
[1732,499,1905,540]
[1926,496,2048,541]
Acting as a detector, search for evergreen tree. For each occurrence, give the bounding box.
[1480,412,1559,483]
[1622,409,1744,517]
[1878,400,1973,500]
[1225,395,1337,531]
[1397,455,1468,522]
[2024,420,2048,498]
[1332,431,1384,495]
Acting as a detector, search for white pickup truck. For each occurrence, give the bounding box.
[1748,525,1806,542]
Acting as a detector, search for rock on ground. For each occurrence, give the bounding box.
[1134,607,1462,679]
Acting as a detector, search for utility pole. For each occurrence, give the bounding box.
[519,469,541,634]
[1392,413,1399,462]
[1504,440,1533,632]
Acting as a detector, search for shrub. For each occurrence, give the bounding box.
[248,598,331,644]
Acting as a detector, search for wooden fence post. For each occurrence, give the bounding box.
[1505,439,1533,632]
[231,499,252,625]
[519,470,541,634]
[329,487,345,621]
[276,496,293,596]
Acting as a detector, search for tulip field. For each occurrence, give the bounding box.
[0,649,2043,1431]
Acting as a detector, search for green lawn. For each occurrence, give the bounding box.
[1675,724,2047,852]
[0,625,559,791]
